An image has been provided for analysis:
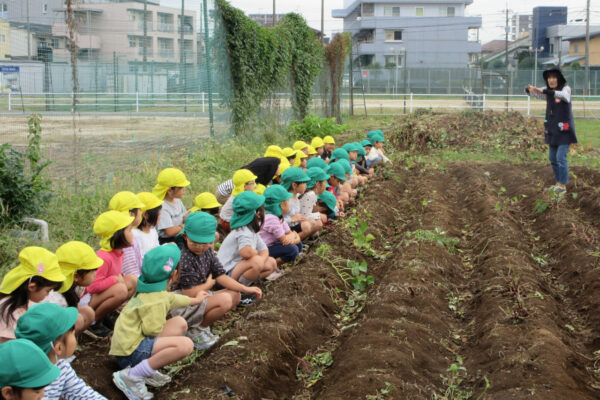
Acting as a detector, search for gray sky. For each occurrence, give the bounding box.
[165,0,600,44]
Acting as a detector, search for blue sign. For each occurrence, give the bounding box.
[0,66,19,73]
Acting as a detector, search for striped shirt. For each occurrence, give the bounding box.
[216,179,234,197]
[43,359,107,400]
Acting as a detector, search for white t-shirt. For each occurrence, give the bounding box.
[216,226,268,273]
[283,196,301,227]
[219,195,235,222]
[156,198,187,238]
[299,191,320,220]
[133,228,160,261]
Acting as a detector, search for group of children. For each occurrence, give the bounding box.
[0,130,391,400]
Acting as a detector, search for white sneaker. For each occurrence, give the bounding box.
[112,367,154,400]
[202,327,220,342]
[189,328,218,350]
[144,370,171,388]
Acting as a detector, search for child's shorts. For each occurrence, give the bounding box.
[290,224,302,233]
[169,290,211,335]
[116,337,156,369]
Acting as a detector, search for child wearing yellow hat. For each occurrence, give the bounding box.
[282,147,296,167]
[0,339,61,400]
[171,212,262,349]
[293,150,308,169]
[83,210,136,338]
[111,244,207,400]
[42,241,104,335]
[322,136,336,162]
[311,137,325,157]
[306,145,319,160]
[129,192,164,275]
[292,141,309,156]
[153,168,190,245]
[0,247,65,343]
[219,169,257,234]
[15,303,107,399]
[111,191,146,284]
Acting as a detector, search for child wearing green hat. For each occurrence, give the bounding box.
[83,210,137,338]
[365,134,391,167]
[0,339,61,400]
[299,167,330,226]
[111,244,207,400]
[326,162,349,210]
[260,185,302,266]
[15,303,107,400]
[0,247,65,344]
[281,167,322,240]
[316,191,344,220]
[219,169,258,234]
[153,168,191,244]
[171,212,262,349]
[217,192,277,296]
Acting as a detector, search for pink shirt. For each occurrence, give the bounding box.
[259,214,290,247]
[0,298,36,342]
[84,249,123,295]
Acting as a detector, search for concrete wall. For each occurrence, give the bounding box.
[569,36,600,67]
[6,0,63,26]
[0,19,9,59]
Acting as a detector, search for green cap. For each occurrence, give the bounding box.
[264,184,293,216]
[230,191,265,229]
[327,162,346,182]
[318,191,337,213]
[329,148,349,162]
[183,211,217,243]
[15,303,78,354]
[360,139,372,147]
[0,339,60,388]
[280,166,310,191]
[306,167,330,189]
[306,157,328,170]
[137,244,181,293]
[336,159,353,175]
[367,130,384,141]
[369,133,385,145]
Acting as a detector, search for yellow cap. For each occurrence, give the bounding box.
[293,141,309,151]
[93,210,135,251]
[307,145,318,155]
[277,157,291,176]
[254,183,266,195]
[311,137,325,149]
[0,247,65,294]
[56,241,103,293]
[109,191,145,213]
[323,135,335,144]
[282,147,296,158]
[264,145,283,159]
[293,150,308,167]
[136,192,163,212]
[189,192,222,213]
[152,168,190,200]
[232,169,258,197]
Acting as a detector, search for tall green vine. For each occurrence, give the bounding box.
[324,33,352,123]
[216,0,323,134]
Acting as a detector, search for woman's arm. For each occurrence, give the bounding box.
[526,85,547,100]
[544,85,571,103]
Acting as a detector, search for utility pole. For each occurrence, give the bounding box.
[320,0,324,44]
[584,0,590,95]
[203,0,215,136]
[143,0,148,72]
[180,0,185,92]
[273,0,276,26]
[505,4,509,70]
[26,0,31,59]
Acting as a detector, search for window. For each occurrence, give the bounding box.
[51,38,60,48]
[385,30,402,41]
[0,3,6,12]
[0,34,4,44]
[549,44,554,54]
[574,44,579,53]
[447,7,455,17]
[384,6,400,17]
[415,7,424,17]
[42,3,48,13]
[384,54,403,67]
[361,3,374,17]
[129,36,137,47]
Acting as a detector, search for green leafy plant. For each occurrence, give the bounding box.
[0,114,51,225]
[366,381,395,399]
[296,351,333,387]
[351,221,375,250]
[534,198,548,214]
[405,228,459,254]
[348,260,374,291]
[287,114,346,142]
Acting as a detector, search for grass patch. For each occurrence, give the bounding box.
[574,118,600,148]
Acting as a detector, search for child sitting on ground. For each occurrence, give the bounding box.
[317,191,344,220]
[50,241,103,334]
[260,184,302,266]
[300,167,330,226]
[171,212,262,349]
[111,244,207,400]
[357,140,375,177]
[326,162,349,210]
[321,136,336,162]
[0,339,61,400]
[311,137,325,158]
[111,191,146,279]
[131,192,164,272]
[281,167,322,240]
[15,303,107,399]
[83,210,137,338]
[365,133,392,167]
[188,192,225,242]
[219,169,258,234]
[294,150,308,169]
[282,148,297,168]
[217,191,277,292]
[153,168,191,244]
[0,247,65,343]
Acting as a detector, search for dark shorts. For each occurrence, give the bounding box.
[116,337,156,369]
[291,224,302,233]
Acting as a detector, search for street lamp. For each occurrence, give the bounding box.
[530,45,544,87]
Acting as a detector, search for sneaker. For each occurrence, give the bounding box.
[203,327,220,342]
[112,367,154,400]
[265,269,285,281]
[239,293,258,307]
[102,312,119,330]
[189,329,218,350]
[144,370,171,388]
[85,322,111,339]
[554,186,567,194]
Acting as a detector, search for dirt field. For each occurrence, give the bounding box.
[71,161,600,399]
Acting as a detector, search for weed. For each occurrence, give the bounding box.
[405,228,459,254]
[366,381,395,399]
[437,356,472,400]
[534,198,548,214]
[351,221,376,251]
[348,260,375,291]
[296,351,333,387]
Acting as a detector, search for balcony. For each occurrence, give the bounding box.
[137,47,153,56]
[137,21,153,31]
[158,23,174,33]
[52,24,101,49]
[159,49,174,58]
[177,25,193,35]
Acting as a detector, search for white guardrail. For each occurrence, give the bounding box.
[1,92,599,116]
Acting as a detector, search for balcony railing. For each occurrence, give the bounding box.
[159,49,174,58]
[177,26,193,34]
[158,23,174,32]
[137,47,153,56]
[137,21,153,31]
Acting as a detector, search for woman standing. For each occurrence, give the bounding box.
[526,68,577,194]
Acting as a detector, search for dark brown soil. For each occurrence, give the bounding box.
[72,161,600,400]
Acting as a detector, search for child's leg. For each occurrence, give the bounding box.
[202,290,241,327]
[299,221,313,240]
[147,318,194,370]
[122,274,138,299]
[230,255,264,283]
[260,257,277,277]
[88,282,128,322]
[75,305,95,333]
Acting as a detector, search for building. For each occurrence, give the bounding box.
[544,24,600,66]
[51,0,197,67]
[8,22,53,61]
[510,14,532,41]
[331,0,482,68]
[0,18,9,59]
[1,0,63,27]
[565,31,600,67]
[531,6,567,58]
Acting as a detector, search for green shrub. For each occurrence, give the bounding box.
[0,114,51,226]
[287,114,346,142]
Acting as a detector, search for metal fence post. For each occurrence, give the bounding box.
[527,95,530,116]
[482,93,486,111]
[136,92,139,112]
[8,92,11,111]
[409,92,413,113]
[202,92,205,113]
